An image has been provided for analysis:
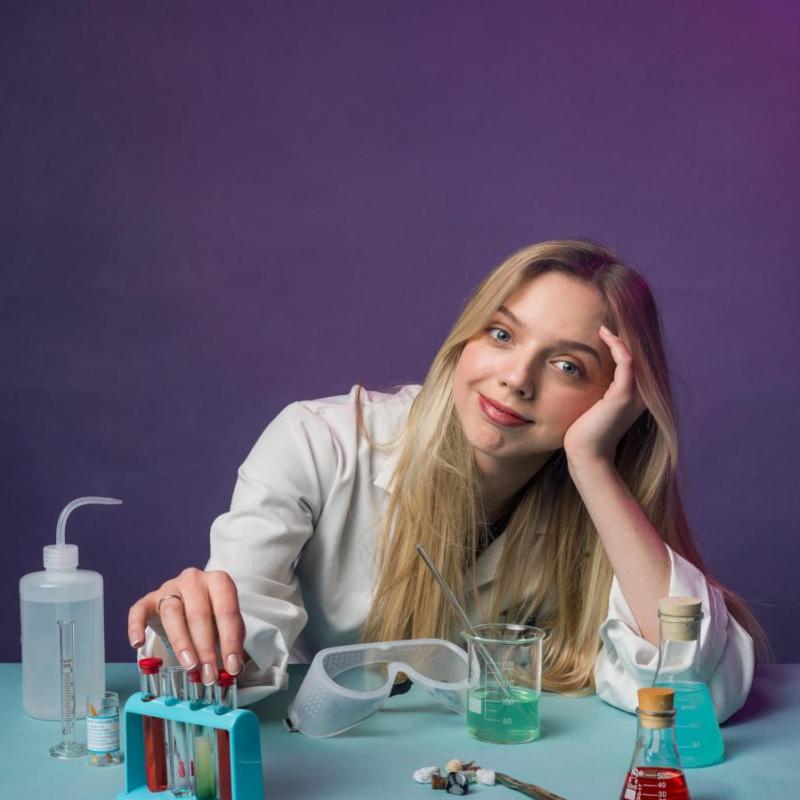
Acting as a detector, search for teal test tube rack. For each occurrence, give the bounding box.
[117,693,265,800]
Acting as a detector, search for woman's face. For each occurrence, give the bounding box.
[453,271,617,477]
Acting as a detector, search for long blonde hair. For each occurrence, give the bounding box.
[361,240,770,693]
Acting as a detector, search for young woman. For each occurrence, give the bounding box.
[128,240,767,718]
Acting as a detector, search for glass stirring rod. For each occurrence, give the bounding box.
[415,544,512,699]
[50,619,87,758]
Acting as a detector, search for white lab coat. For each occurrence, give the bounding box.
[144,384,754,719]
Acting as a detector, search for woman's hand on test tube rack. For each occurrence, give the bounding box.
[128,568,245,686]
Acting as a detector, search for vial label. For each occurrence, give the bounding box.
[87,714,120,753]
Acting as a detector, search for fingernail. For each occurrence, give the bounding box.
[179,650,197,670]
[226,653,241,675]
[600,325,614,336]
[201,663,216,686]
[129,637,144,649]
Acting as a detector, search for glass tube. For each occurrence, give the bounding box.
[161,665,192,797]
[214,671,238,800]
[138,658,168,791]
[49,619,87,759]
[187,669,217,800]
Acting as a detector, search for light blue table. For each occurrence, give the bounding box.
[0,663,796,799]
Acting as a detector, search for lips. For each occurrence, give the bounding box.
[478,394,532,427]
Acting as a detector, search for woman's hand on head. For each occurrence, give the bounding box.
[127,568,245,685]
[562,325,648,465]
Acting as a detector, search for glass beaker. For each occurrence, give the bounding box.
[462,623,544,744]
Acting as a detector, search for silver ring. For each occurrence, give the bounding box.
[157,593,184,614]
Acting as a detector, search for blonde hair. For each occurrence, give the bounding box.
[361,239,771,693]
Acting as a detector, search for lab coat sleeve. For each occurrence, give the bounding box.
[202,401,340,705]
[594,545,755,722]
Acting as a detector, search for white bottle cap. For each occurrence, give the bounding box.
[43,544,79,570]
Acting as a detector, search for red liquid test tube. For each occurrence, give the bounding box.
[214,670,238,800]
[138,657,168,792]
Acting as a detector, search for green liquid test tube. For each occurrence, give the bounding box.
[193,735,216,799]
[187,670,216,800]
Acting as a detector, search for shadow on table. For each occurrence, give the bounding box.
[265,762,323,799]
[337,703,573,740]
[725,664,791,726]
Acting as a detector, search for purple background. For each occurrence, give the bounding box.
[2,1,798,663]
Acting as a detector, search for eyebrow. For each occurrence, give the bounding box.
[496,305,602,365]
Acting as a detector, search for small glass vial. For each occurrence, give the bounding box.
[87,691,122,766]
[653,596,724,767]
[620,687,691,800]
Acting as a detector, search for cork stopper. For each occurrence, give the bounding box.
[638,687,674,713]
[659,597,702,617]
[637,687,675,729]
[659,596,702,641]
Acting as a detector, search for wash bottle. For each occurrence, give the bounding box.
[20,496,121,719]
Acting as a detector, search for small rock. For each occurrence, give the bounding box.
[446,772,470,795]
[412,766,440,784]
[476,768,495,786]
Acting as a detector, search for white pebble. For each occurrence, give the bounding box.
[444,759,463,774]
[413,766,440,784]
[476,768,496,786]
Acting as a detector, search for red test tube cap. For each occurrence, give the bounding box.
[138,657,163,674]
[218,670,236,687]
[187,669,202,683]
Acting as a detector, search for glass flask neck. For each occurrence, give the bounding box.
[654,613,702,685]
[631,714,682,771]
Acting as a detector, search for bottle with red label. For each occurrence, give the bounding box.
[620,687,691,800]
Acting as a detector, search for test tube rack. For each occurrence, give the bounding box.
[117,692,265,800]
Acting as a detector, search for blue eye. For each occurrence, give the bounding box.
[554,360,583,379]
[486,326,511,343]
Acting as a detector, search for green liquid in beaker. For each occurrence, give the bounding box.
[466,686,540,744]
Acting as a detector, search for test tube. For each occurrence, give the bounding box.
[49,619,87,759]
[138,657,168,792]
[214,671,238,800]
[161,665,192,797]
[187,669,217,800]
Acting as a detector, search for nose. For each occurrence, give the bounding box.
[498,358,536,400]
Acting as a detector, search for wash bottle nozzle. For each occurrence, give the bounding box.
[43,496,122,570]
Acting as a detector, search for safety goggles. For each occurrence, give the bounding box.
[285,639,469,737]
